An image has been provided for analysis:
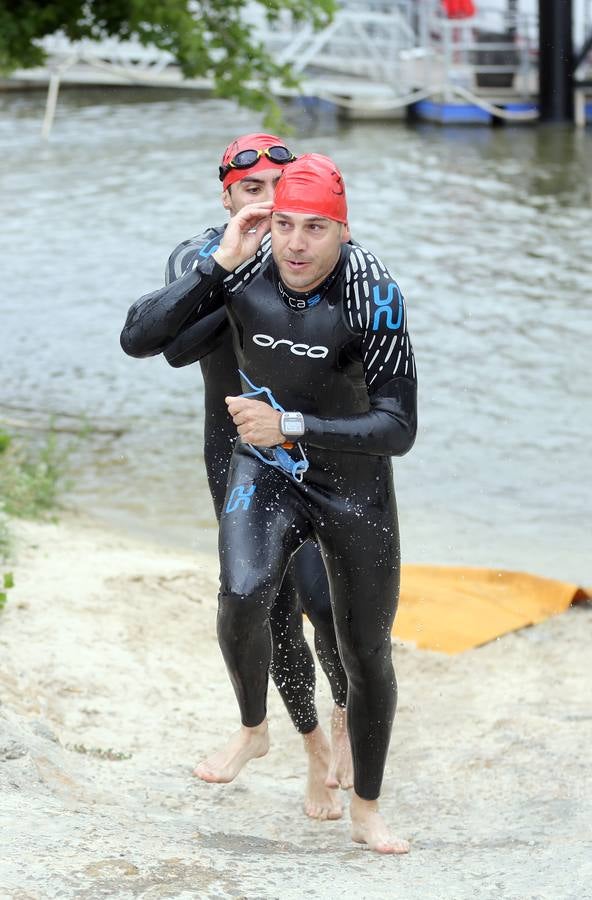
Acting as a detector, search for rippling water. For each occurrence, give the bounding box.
[1,88,590,581]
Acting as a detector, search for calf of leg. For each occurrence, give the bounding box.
[317,507,400,801]
[269,563,318,734]
[292,541,348,708]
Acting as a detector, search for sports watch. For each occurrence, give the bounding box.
[280,411,305,440]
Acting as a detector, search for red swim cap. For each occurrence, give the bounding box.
[272,153,348,224]
[220,132,293,190]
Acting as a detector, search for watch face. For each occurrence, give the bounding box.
[281,413,304,437]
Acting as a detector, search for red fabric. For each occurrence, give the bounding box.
[442,0,475,18]
[221,132,287,190]
[272,153,348,224]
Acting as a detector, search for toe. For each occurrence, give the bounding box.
[375,839,410,855]
[375,843,394,855]
[393,839,410,854]
[326,806,342,821]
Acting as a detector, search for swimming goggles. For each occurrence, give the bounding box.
[238,370,309,483]
[219,146,297,182]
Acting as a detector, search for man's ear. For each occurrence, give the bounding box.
[222,188,233,212]
[342,222,351,243]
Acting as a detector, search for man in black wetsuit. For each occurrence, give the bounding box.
[124,153,417,853]
[121,134,351,821]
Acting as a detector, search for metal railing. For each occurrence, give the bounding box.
[256,1,419,85]
[254,1,539,102]
[417,4,538,99]
[38,33,174,74]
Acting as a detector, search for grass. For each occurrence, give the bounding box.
[0,427,70,609]
[0,514,9,564]
[0,428,67,522]
[66,743,132,761]
[0,571,13,610]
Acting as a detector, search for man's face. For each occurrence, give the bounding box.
[222,169,282,215]
[271,212,350,293]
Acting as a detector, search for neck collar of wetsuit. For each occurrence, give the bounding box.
[276,244,349,311]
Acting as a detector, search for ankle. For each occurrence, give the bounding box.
[302,725,328,753]
[331,704,347,729]
[351,793,379,815]
[242,719,268,737]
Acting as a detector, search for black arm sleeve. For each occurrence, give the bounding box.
[303,379,417,456]
[164,306,229,367]
[302,248,417,456]
[120,254,228,359]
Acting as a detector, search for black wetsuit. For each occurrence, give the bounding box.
[121,227,347,735]
[123,235,417,800]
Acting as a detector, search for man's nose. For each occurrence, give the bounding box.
[287,228,306,253]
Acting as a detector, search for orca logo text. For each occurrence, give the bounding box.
[252,334,329,359]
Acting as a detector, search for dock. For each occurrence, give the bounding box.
[4,0,592,132]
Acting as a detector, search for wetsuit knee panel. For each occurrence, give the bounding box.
[218,558,282,602]
[218,585,273,615]
[338,635,394,681]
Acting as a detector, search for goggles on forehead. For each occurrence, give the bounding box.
[219,145,297,182]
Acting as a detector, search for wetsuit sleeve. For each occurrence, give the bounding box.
[164,306,229,367]
[120,236,228,359]
[161,229,231,366]
[302,253,417,457]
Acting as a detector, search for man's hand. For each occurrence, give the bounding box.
[213,202,272,272]
[226,396,283,447]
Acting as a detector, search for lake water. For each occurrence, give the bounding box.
[1,88,590,583]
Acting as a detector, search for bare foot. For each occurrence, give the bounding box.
[193,721,269,784]
[325,704,353,790]
[302,726,342,820]
[350,794,409,855]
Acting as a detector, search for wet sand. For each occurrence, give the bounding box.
[1,513,590,899]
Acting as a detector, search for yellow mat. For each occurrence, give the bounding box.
[394,565,590,654]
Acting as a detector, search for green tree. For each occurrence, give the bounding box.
[0,0,336,125]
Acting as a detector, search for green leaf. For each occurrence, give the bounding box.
[0,1,336,127]
[3,572,14,589]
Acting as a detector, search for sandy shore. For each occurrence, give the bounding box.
[1,512,591,900]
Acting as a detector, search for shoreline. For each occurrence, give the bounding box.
[1,511,591,898]
[64,494,592,586]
